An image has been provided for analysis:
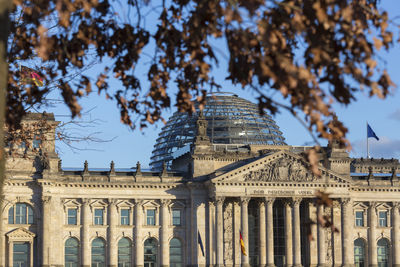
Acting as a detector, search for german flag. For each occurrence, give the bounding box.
[240,231,247,256]
[20,66,44,87]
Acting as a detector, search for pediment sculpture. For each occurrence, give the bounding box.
[243,157,317,182]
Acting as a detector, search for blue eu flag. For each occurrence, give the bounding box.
[367,123,379,141]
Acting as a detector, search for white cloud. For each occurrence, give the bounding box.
[351,136,400,159]
[388,109,400,121]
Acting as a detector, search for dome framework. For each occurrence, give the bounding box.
[150,93,286,170]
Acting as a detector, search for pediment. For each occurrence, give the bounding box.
[169,200,185,209]
[353,202,368,210]
[116,200,134,208]
[63,199,81,207]
[212,150,351,184]
[142,200,160,208]
[7,227,36,241]
[90,199,107,207]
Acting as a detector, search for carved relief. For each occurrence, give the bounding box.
[223,201,233,263]
[244,158,318,182]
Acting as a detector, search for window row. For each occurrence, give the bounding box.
[6,203,184,227]
[66,208,183,226]
[355,210,389,227]
[65,237,183,267]
[354,238,389,267]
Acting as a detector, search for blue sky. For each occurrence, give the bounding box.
[38,1,400,169]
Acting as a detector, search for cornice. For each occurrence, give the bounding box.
[36,180,186,189]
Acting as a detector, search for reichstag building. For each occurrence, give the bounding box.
[1,93,399,267]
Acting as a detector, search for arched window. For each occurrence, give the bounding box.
[144,238,158,267]
[118,238,132,267]
[65,238,79,267]
[354,238,366,267]
[170,238,183,267]
[92,238,106,267]
[377,238,389,267]
[8,203,34,224]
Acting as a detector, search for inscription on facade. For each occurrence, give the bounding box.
[247,189,315,196]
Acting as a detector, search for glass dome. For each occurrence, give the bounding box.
[150,93,286,170]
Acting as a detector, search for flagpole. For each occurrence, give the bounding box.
[367,121,369,159]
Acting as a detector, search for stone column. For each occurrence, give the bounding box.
[309,203,318,266]
[161,199,171,267]
[8,240,13,267]
[284,199,293,267]
[216,196,225,267]
[29,240,34,267]
[42,196,51,267]
[81,198,91,267]
[0,198,6,267]
[293,198,302,267]
[135,200,144,267]
[393,202,400,267]
[108,199,118,267]
[266,198,275,267]
[369,202,378,267]
[241,197,250,267]
[332,201,342,266]
[185,200,192,266]
[259,199,267,267]
[341,198,353,267]
[234,200,242,265]
[317,204,326,267]
[208,200,216,265]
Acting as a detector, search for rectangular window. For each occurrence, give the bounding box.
[172,209,181,226]
[121,209,130,225]
[355,211,364,227]
[68,209,78,225]
[94,209,104,225]
[146,209,155,225]
[379,211,388,227]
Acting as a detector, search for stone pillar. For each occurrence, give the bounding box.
[393,202,400,267]
[208,200,216,265]
[332,201,342,266]
[284,199,293,267]
[266,198,275,267]
[341,198,353,267]
[135,200,144,267]
[185,200,192,266]
[368,202,378,267]
[216,196,225,267]
[42,196,51,267]
[309,203,318,266]
[233,200,242,265]
[161,199,171,267]
[81,198,91,267]
[317,204,326,267]
[8,240,13,267]
[241,197,250,267]
[29,240,34,267]
[293,198,302,267]
[259,199,267,267]
[108,199,118,267]
[0,198,6,267]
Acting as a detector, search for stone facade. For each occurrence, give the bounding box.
[1,113,400,267]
